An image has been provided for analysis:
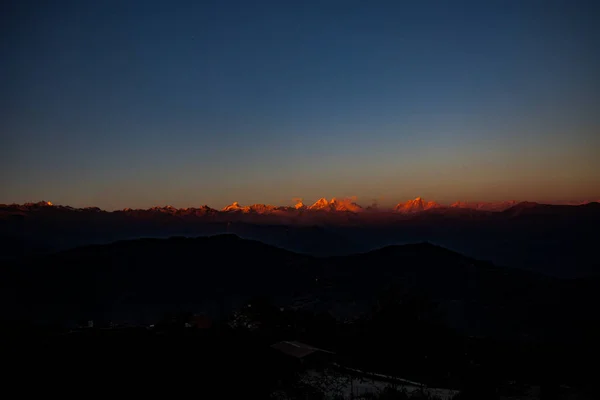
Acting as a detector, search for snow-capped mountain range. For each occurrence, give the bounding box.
[2,198,598,218]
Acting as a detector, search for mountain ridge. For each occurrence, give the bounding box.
[3,197,598,217]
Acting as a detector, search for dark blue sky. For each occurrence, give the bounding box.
[2,0,599,209]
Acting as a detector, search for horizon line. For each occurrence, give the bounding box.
[3,197,599,213]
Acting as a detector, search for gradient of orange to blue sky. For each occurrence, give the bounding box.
[1,0,599,210]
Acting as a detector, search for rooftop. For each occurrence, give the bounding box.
[270,341,334,359]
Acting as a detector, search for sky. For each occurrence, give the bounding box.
[1,0,599,210]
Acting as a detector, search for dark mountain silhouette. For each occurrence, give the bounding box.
[325,243,599,342]
[1,235,319,326]
[3,235,599,346]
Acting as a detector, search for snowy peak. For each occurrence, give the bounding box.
[222,202,243,212]
[307,198,363,213]
[329,198,363,213]
[222,202,280,214]
[309,198,330,210]
[293,199,306,210]
[394,197,441,213]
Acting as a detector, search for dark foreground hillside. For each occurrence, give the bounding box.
[2,235,599,398]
